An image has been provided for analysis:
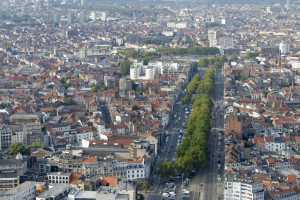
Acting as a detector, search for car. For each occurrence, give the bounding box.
[217,175,222,182]
[165,182,175,188]
[183,179,189,186]
[162,192,170,198]
[182,189,190,196]
[169,191,176,198]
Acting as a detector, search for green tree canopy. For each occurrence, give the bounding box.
[159,161,176,179]
[199,58,209,68]
[245,52,259,60]
[10,143,30,156]
[120,60,132,76]
[176,68,215,174]
[187,74,200,96]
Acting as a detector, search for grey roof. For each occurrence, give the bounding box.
[0,159,24,166]
[37,184,69,198]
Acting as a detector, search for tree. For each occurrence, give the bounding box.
[137,182,150,193]
[64,97,76,105]
[181,95,190,105]
[10,143,30,156]
[91,83,98,93]
[158,47,219,56]
[176,152,194,174]
[143,58,149,65]
[159,161,176,179]
[4,41,12,50]
[176,68,215,174]
[197,68,215,95]
[187,74,200,96]
[199,58,209,68]
[29,142,43,149]
[120,60,132,76]
[245,52,259,60]
[91,83,106,93]
[60,77,71,89]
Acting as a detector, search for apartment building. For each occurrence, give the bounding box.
[47,172,72,184]
[224,180,264,200]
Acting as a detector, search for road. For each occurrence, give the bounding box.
[147,67,224,200]
[204,67,224,200]
[147,90,191,200]
[186,67,224,200]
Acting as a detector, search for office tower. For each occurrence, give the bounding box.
[80,0,85,7]
[208,30,218,48]
[279,41,290,56]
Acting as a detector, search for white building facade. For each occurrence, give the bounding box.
[224,181,264,200]
[47,172,71,184]
[208,30,218,48]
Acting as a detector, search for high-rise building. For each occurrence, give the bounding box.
[279,41,290,56]
[285,0,290,10]
[208,30,218,48]
[221,18,226,25]
[100,12,107,21]
[80,0,85,7]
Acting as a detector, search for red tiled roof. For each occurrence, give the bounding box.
[101,176,118,187]
[82,156,97,164]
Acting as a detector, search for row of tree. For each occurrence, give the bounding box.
[158,47,220,56]
[119,47,219,58]
[159,68,215,178]
[182,65,215,104]
[176,68,215,174]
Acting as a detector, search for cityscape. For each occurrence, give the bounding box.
[0,0,299,200]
